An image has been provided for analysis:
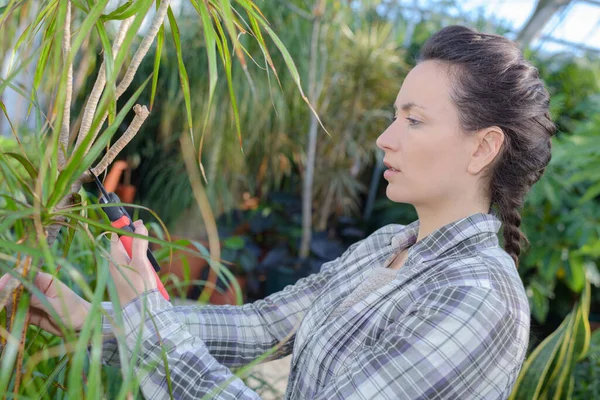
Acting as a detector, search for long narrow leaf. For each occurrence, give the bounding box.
[150,20,165,110]
[262,23,329,136]
[95,21,116,124]
[508,316,570,399]
[212,11,242,151]
[190,0,218,157]
[4,153,37,180]
[167,7,193,142]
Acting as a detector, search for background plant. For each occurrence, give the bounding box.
[0,0,314,397]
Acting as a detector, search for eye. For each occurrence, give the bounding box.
[405,117,421,126]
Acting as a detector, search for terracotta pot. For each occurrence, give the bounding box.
[156,239,209,298]
[155,238,247,304]
[103,160,128,192]
[207,276,247,305]
[115,184,136,203]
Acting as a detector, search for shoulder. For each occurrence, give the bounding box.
[422,247,530,348]
[428,246,526,303]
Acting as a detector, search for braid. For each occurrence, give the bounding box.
[491,134,552,268]
[493,188,529,267]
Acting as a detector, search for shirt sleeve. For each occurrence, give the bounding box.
[100,241,363,368]
[314,285,518,400]
[116,290,261,399]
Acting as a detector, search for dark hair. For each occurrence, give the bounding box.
[418,26,555,267]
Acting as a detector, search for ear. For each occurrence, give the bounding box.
[467,127,504,175]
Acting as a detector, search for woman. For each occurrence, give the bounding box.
[0,25,554,399]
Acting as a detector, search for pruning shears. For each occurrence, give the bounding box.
[89,169,170,301]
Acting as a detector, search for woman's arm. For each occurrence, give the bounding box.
[113,289,264,399]
[100,240,363,368]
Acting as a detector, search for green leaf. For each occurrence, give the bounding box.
[96,21,116,124]
[565,254,586,293]
[32,13,56,105]
[0,152,35,199]
[150,21,164,111]
[99,0,138,21]
[212,11,242,151]
[547,281,591,398]
[36,356,68,400]
[531,282,550,323]
[13,0,58,54]
[190,0,218,152]
[4,152,38,180]
[579,181,600,204]
[510,280,592,400]
[508,315,569,399]
[224,236,244,250]
[0,0,24,25]
[540,250,561,282]
[167,7,193,142]
[261,22,329,136]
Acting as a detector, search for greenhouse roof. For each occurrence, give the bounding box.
[392,0,600,56]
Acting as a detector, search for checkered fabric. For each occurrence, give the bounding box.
[99,212,530,399]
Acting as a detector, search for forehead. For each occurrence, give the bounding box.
[395,60,456,115]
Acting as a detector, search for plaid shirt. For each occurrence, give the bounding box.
[100,212,530,399]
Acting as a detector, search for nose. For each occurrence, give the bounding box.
[376,121,399,152]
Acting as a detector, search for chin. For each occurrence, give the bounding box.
[385,186,413,204]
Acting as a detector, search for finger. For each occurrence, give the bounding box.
[110,233,131,265]
[29,272,58,312]
[29,308,63,337]
[132,222,149,265]
[31,273,74,319]
[34,272,59,296]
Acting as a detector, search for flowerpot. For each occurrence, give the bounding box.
[115,184,136,203]
[156,238,210,299]
[207,275,247,305]
[103,160,128,192]
[155,238,248,304]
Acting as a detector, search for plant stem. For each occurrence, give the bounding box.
[91,104,149,177]
[85,0,171,155]
[74,17,134,152]
[299,0,325,262]
[58,0,72,169]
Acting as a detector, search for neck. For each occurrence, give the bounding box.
[414,194,491,243]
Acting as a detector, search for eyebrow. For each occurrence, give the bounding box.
[394,102,426,112]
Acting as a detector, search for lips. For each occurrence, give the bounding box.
[383,160,400,172]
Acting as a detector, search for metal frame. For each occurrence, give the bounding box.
[387,0,600,55]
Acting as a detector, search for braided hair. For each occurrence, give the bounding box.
[419,26,555,267]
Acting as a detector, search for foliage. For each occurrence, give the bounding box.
[117,1,406,231]
[572,329,600,399]
[519,94,600,326]
[509,279,592,400]
[0,0,309,397]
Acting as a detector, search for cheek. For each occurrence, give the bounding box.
[408,132,466,185]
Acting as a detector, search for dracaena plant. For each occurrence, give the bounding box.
[0,0,315,396]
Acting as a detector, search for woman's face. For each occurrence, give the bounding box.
[376,60,478,208]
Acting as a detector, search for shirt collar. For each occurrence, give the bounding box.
[390,212,502,265]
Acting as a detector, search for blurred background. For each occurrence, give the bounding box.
[2,0,600,398]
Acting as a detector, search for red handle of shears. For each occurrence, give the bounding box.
[111,217,170,301]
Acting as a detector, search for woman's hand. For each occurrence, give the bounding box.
[0,272,90,336]
[109,220,157,306]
